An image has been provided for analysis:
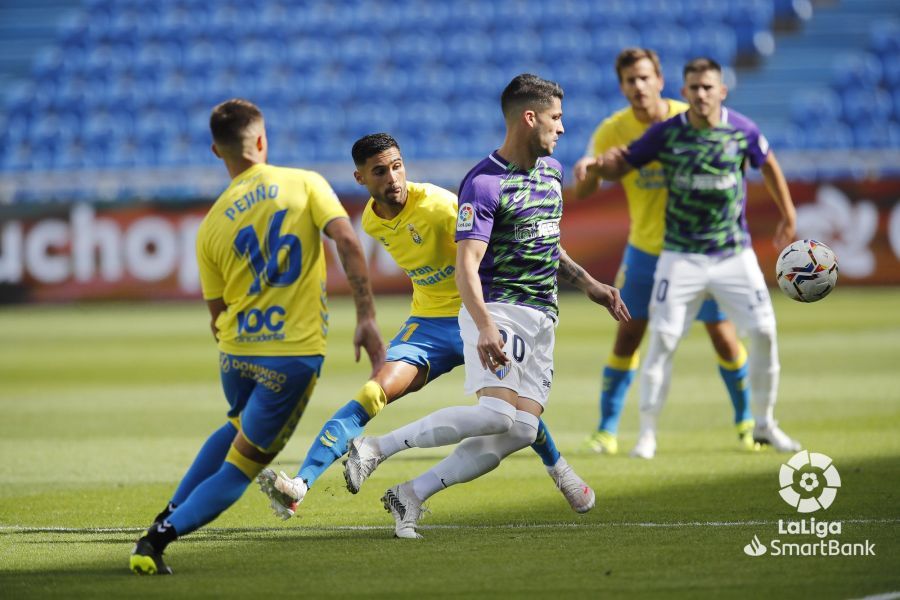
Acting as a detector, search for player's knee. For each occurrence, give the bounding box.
[353,380,388,418]
[225,445,267,480]
[509,411,540,449]
[477,396,517,434]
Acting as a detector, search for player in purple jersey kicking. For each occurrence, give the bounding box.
[348,74,630,538]
[590,58,801,458]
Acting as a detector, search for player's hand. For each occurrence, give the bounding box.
[354,317,385,378]
[573,156,600,182]
[585,281,631,322]
[773,217,796,251]
[476,324,509,372]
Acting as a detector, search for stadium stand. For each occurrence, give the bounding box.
[0,0,898,202]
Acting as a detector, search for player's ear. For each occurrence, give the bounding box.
[256,134,264,152]
[211,143,221,159]
[523,109,537,127]
[680,84,687,100]
[353,170,364,185]
[720,83,729,101]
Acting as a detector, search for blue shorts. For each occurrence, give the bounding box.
[219,353,323,454]
[617,244,726,323]
[386,316,464,383]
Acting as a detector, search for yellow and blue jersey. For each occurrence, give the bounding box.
[196,163,348,356]
[361,181,461,318]
[586,99,687,255]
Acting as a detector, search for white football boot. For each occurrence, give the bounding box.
[257,468,308,520]
[753,421,801,452]
[547,457,596,514]
[381,483,425,539]
[630,429,657,459]
[343,437,385,494]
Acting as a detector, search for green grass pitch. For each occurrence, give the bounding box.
[1,289,898,598]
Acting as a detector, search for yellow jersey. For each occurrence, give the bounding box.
[362,181,461,318]
[196,163,349,356]
[587,99,688,255]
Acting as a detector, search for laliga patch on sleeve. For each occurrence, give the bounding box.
[457,202,474,231]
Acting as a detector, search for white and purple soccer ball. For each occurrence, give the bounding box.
[775,239,839,303]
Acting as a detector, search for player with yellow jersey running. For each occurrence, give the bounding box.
[258,133,596,516]
[573,49,754,457]
[130,99,384,575]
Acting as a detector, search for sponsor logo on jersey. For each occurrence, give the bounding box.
[674,173,738,191]
[514,219,560,242]
[457,203,474,231]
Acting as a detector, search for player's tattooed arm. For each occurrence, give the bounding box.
[324,217,386,376]
[559,247,631,322]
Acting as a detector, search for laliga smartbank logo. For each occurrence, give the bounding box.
[742,451,876,558]
[778,450,840,513]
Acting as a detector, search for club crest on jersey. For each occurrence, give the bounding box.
[457,203,474,231]
[494,363,510,380]
[407,223,423,244]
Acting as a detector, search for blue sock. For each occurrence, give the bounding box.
[598,364,636,434]
[171,421,237,506]
[719,362,751,424]
[298,400,370,487]
[167,462,250,537]
[530,420,561,467]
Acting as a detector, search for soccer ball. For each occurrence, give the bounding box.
[775,239,839,302]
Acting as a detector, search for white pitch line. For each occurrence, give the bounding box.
[1,518,898,535]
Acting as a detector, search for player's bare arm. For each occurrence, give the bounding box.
[593,146,633,181]
[760,150,797,250]
[558,248,630,322]
[324,216,386,377]
[455,238,509,371]
[205,297,227,341]
[573,155,603,199]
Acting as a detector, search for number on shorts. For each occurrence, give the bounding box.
[655,278,669,302]
[498,329,526,363]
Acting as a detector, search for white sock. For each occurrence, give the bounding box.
[748,327,779,428]
[639,330,679,433]
[412,411,539,502]
[376,396,516,458]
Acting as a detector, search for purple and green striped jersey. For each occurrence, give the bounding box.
[626,108,769,256]
[455,151,563,317]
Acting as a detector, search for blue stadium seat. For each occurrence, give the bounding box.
[761,123,806,151]
[840,89,893,122]
[869,20,900,58]
[790,89,842,124]
[690,25,738,65]
[832,52,883,91]
[640,24,692,61]
[803,121,854,149]
[882,55,900,91]
[591,27,642,59]
[853,122,900,149]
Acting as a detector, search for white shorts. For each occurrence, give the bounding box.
[650,248,777,337]
[458,303,556,407]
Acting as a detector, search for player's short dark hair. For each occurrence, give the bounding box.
[615,48,663,82]
[351,133,400,166]
[500,74,564,119]
[209,99,263,147]
[683,57,722,79]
